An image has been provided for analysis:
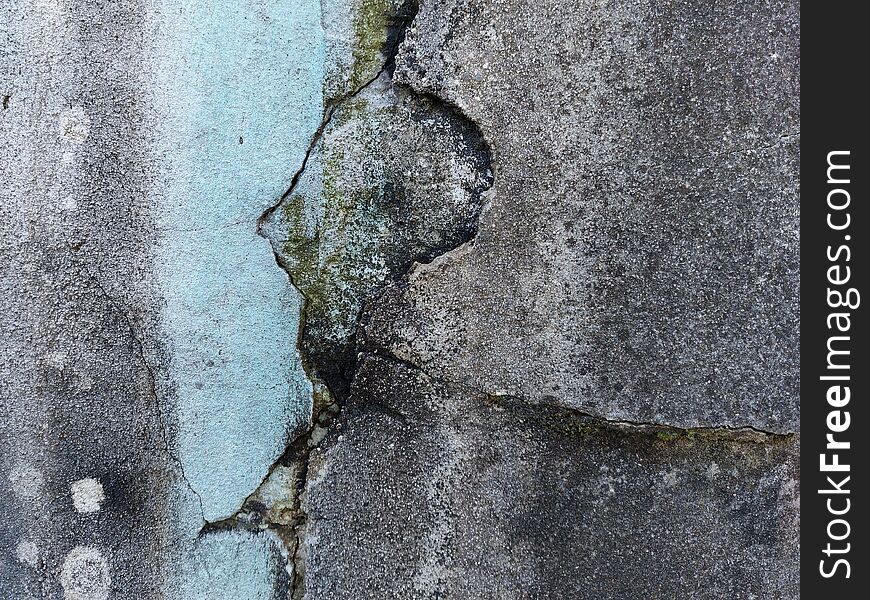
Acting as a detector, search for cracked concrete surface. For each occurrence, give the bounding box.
[2,0,799,598]
[262,67,493,401]
[372,0,800,433]
[297,0,800,596]
[299,355,799,598]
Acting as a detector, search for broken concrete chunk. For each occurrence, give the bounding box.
[263,71,492,398]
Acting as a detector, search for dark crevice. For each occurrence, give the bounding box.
[352,345,793,441]
[211,4,445,598]
[356,346,438,384]
[482,394,795,440]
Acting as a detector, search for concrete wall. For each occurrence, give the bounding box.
[1,0,799,598]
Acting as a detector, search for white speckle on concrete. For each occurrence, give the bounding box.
[15,540,39,567]
[61,195,79,211]
[70,478,105,513]
[59,106,90,143]
[45,350,69,369]
[9,462,44,501]
[76,372,95,392]
[706,462,721,479]
[60,546,111,600]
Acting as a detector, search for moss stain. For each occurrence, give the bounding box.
[349,0,394,90]
[281,99,391,359]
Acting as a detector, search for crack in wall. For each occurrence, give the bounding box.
[257,2,418,245]
[200,4,446,597]
[256,11,495,411]
[206,6,795,594]
[481,394,794,441]
[357,346,793,440]
[198,4,501,597]
[80,264,208,524]
[191,5,795,594]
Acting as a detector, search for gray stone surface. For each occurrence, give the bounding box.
[1,0,800,597]
[295,0,801,596]
[1,2,170,597]
[367,0,800,432]
[299,356,799,599]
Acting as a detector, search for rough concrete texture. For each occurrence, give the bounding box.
[300,356,799,599]
[299,0,800,596]
[263,71,492,398]
[370,0,801,432]
[1,2,172,597]
[2,0,799,598]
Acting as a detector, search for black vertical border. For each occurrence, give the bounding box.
[801,1,866,596]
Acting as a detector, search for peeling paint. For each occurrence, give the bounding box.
[264,71,493,400]
[150,0,322,524]
[146,0,325,596]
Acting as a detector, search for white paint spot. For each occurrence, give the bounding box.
[70,478,105,513]
[59,106,90,143]
[9,462,44,501]
[15,540,39,567]
[61,195,78,211]
[706,462,721,479]
[60,546,111,600]
[45,350,69,369]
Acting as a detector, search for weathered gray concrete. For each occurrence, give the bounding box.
[2,1,316,597]
[369,0,800,432]
[300,356,799,599]
[2,0,799,598]
[1,2,170,597]
[298,0,801,596]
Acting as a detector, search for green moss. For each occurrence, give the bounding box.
[576,423,603,435]
[334,97,368,129]
[349,0,393,90]
[655,429,700,443]
[280,105,393,361]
